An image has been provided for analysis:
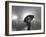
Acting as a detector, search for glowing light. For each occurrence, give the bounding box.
[12,15,18,20]
[23,13,33,20]
[22,10,35,20]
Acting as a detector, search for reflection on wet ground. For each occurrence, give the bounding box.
[12,21,41,31]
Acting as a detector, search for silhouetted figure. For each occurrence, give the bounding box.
[24,15,34,30]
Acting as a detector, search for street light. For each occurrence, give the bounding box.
[12,15,18,20]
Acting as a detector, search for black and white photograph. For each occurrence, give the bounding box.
[5,1,45,36]
[12,6,41,31]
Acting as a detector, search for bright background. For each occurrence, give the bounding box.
[0,0,46,37]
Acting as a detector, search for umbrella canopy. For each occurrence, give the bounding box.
[24,15,34,23]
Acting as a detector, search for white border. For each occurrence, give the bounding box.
[9,3,44,34]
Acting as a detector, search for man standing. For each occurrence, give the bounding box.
[24,15,34,30]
